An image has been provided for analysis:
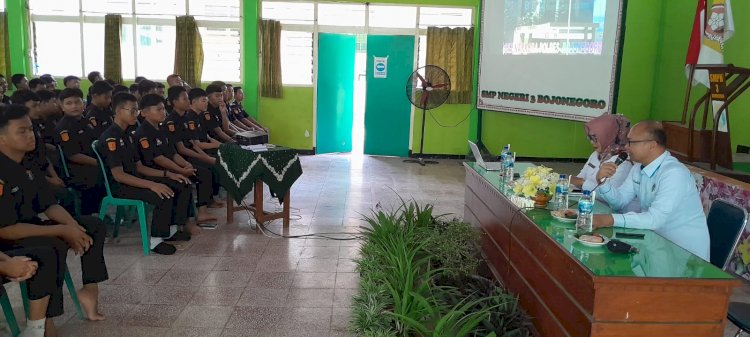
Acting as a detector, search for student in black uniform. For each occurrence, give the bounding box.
[0,104,109,333]
[155,82,166,98]
[55,89,105,215]
[138,93,216,233]
[39,74,56,91]
[11,74,29,90]
[164,87,222,222]
[0,248,58,337]
[84,81,114,138]
[28,78,44,92]
[0,75,10,103]
[203,84,235,143]
[63,76,81,90]
[86,71,104,105]
[187,88,222,154]
[98,93,191,255]
[112,85,130,96]
[223,84,251,133]
[37,90,61,125]
[231,86,267,131]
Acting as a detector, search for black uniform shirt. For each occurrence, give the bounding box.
[98,124,140,179]
[201,105,222,135]
[32,117,57,145]
[228,102,249,120]
[134,121,176,169]
[28,118,51,171]
[164,110,192,149]
[0,154,56,227]
[84,105,114,139]
[187,110,209,142]
[56,115,96,158]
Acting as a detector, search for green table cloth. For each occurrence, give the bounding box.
[214,144,303,202]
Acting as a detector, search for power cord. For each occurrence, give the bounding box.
[428,109,471,128]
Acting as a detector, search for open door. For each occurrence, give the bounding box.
[364,35,415,157]
[316,33,356,154]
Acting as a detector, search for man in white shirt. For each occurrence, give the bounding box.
[593,121,710,260]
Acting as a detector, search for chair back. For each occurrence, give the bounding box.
[707,199,748,269]
[90,140,114,198]
[57,145,71,178]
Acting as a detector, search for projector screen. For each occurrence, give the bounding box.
[477,0,625,121]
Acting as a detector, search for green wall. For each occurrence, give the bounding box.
[259,87,314,150]
[650,0,750,150]
[413,104,472,155]
[482,0,662,158]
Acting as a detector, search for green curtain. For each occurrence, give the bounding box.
[259,19,282,98]
[174,15,204,88]
[426,26,474,104]
[0,13,11,76]
[104,14,123,84]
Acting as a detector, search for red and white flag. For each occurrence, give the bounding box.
[685,0,734,131]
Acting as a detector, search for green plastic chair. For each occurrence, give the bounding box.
[91,140,151,256]
[19,266,83,320]
[1,285,21,337]
[56,146,82,217]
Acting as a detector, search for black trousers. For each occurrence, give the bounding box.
[3,246,58,314]
[113,177,191,237]
[189,158,216,207]
[67,165,106,215]
[0,216,108,318]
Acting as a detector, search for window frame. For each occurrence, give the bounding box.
[29,0,243,82]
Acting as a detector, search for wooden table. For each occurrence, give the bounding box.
[226,180,290,229]
[464,162,740,337]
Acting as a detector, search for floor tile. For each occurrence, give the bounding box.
[173,305,234,328]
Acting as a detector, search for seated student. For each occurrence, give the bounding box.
[86,71,105,104]
[11,74,29,90]
[63,76,81,90]
[138,93,216,232]
[0,74,11,103]
[128,83,139,96]
[134,76,147,84]
[37,90,61,126]
[165,87,222,203]
[0,249,58,337]
[112,84,129,96]
[593,121,710,260]
[28,78,44,92]
[155,82,166,98]
[203,84,235,143]
[84,81,114,138]
[167,74,190,89]
[0,103,109,330]
[55,88,106,216]
[186,88,222,155]
[99,93,191,255]
[223,84,251,133]
[39,74,56,91]
[230,86,267,131]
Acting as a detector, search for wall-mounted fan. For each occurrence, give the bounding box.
[404,65,451,166]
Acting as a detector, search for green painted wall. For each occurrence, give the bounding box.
[241,0,260,119]
[6,0,30,75]
[259,86,314,150]
[650,0,750,150]
[482,0,662,158]
[412,104,472,155]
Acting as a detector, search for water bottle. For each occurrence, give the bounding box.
[499,145,509,167]
[576,190,594,233]
[504,152,515,184]
[555,174,569,210]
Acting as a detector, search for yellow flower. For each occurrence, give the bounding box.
[529,175,541,184]
[522,185,536,197]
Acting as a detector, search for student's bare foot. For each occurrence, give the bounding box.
[208,200,225,208]
[77,286,105,321]
[185,223,203,235]
[196,208,218,223]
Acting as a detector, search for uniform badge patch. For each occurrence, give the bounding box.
[0,179,4,197]
[168,123,175,132]
[140,137,150,149]
[89,117,97,127]
[188,122,195,130]
[204,113,211,121]
[60,130,70,142]
[106,138,117,152]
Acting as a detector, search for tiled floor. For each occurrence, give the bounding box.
[1,155,747,336]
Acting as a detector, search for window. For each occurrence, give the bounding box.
[419,7,473,29]
[369,5,417,29]
[261,2,313,25]
[318,4,365,27]
[29,0,241,81]
[280,31,313,85]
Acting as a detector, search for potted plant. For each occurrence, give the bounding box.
[512,165,559,208]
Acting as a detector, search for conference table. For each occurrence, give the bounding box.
[464,162,740,337]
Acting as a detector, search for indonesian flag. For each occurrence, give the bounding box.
[685,0,734,132]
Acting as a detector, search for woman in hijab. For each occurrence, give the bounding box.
[570,114,633,193]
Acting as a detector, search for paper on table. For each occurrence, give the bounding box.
[241,144,268,152]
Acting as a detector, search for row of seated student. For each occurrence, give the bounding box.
[0,73,267,336]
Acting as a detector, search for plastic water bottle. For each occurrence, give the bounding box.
[504,152,515,184]
[555,174,569,210]
[499,144,510,166]
[576,190,594,233]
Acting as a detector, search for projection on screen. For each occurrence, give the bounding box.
[478,0,624,121]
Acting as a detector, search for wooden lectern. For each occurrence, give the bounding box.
[664,64,750,170]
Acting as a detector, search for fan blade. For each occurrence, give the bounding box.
[432,83,449,89]
[416,72,427,86]
[421,91,430,108]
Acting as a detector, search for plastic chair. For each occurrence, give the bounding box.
[56,145,82,217]
[91,140,151,256]
[18,266,83,321]
[1,285,21,337]
[705,199,750,337]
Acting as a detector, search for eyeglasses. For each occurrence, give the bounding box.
[627,139,654,146]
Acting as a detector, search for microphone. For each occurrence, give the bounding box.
[595,152,629,187]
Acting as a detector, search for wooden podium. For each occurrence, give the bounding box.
[664,64,750,170]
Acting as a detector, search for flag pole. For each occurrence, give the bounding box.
[682,64,696,124]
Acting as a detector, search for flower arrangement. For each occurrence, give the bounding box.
[512,165,559,198]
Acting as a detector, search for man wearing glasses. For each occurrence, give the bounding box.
[593,121,710,261]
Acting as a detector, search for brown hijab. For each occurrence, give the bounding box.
[584,114,631,161]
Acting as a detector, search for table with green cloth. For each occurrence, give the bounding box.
[464,162,739,337]
[214,143,303,226]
